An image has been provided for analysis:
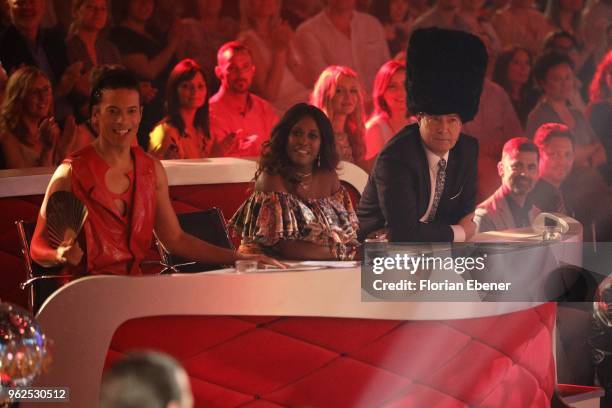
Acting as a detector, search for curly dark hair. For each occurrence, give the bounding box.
[256,103,339,185]
[532,51,574,89]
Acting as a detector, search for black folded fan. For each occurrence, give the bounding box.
[45,191,88,248]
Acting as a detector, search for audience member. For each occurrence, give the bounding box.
[109,0,183,148]
[0,0,85,121]
[545,0,584,39]
[294,0,390,93]
[0,67,82,169]
[586,50,612,183]
[100,351,193,408]
[543,30,591,106]
[358,28,486,242]
[371,0,414,57]
[238,0,310,113]
[529,123,574,213]
[229,103,359,260]
[492,46,540,127]
[491,0,554,54]
[464,78,524,200]
[281,0,324,29]
[474,137,540,233]
[149,59,214,159]
[459,0,502,57]
[209,41,278,158]
[527,52,605,169]
[311,65,368,170]
[581,0,611,64]
[177,0,239,94]
[66,0,121,121]
[407,0,432,21]
[530,122,612,241]
[30,66,281,274]
[365,60,413,161]
[410,0,471,36]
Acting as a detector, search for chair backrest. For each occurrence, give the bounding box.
[15,220,67,313]
[164,208,234,273]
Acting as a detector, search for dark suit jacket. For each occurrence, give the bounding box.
[0,25,68,84]
[357,123,478,242]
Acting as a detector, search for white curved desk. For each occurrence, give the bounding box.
[29,267,545,408]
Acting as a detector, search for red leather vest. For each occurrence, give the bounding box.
[65,145,157,275]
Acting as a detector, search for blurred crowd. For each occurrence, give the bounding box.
[0,0,607,172]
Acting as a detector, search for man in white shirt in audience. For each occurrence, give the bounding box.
[294,0,390,93]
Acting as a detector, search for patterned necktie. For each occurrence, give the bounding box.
[427,158,446,223]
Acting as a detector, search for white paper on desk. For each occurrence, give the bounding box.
[299,261,360,268]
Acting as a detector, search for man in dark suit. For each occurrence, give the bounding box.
[358,28,488,242]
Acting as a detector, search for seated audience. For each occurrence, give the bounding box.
[66,0,121,122]
[526,52,605,169]
[238,0,311,113]
[581,0,611,64]
[149,59,214,159]
[542,30,590,109]
[586,50,611,182]
[410,0,471,36]
[491,0,554,54]
[530,122,612,241]
[358,28,486,243]
[492,46,540,128]
[459,0,502,57]
[294,0,390,93]
[100,351,193,408]
[281,0,324,29]
[544,0,584,41]
[30,67,280,274]
[529,123,574,213]
[0,67,84,169]
[371,0,414,57]
[209,41,278,158]
[177,0,239,94]
[463,77,524,200]
[229,103,359,261]
[474,137,540,233]
[365,60,413,161]
[311,65,368,170]
[109,0,184,148]
[0,0,84,121]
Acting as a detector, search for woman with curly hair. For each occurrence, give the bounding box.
[229,103,359,260]
[587,51,612,182]
[0,67,82,169]
[149,59,213,159]
[310,65,368,171]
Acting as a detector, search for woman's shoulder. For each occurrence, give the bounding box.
[254,172,289,193]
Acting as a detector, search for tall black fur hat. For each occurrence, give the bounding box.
[406,28,488,123]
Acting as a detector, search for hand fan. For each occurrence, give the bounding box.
[45,191,88,249]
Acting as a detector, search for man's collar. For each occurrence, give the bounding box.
[422,143,449,171]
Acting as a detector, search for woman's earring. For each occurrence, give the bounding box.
[317,154,321,168]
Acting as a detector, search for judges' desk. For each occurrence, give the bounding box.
[27,240,581,408]
[0,159,367,308]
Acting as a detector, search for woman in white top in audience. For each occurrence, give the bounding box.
[238,0,310,113]
[364,60,413,161]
